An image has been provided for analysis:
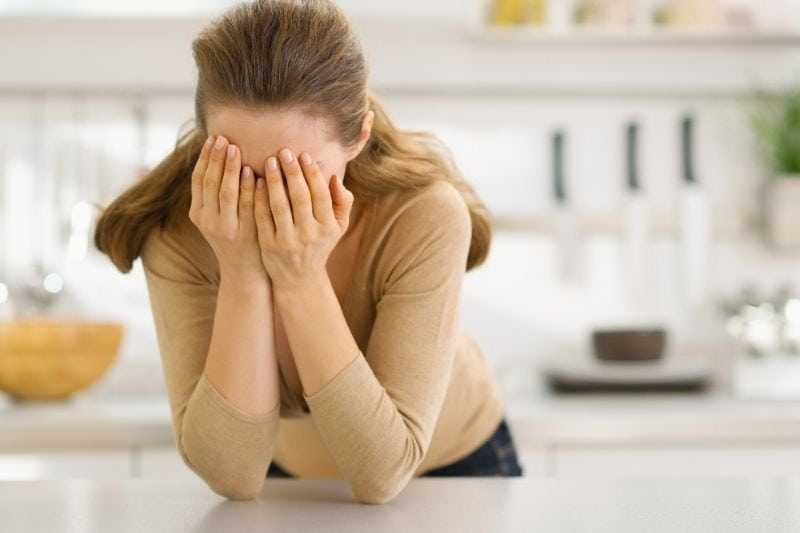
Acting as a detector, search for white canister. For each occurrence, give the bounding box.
[765,175,800,252]
[575,0,634,28]
[548,0,577,33]
[659,0,721,28]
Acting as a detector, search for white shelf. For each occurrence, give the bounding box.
[1,17,798,97]
[491,213,750,238]
[466,26,800,46]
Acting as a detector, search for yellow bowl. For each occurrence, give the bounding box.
[0,320,123,401]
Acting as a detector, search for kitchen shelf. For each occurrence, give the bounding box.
[491,212,750,238]
[2,17,798,98]
[466,25,800,47]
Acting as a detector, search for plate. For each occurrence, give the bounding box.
[541,355,712,393]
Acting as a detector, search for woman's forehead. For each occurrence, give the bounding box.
[206,106,338,169]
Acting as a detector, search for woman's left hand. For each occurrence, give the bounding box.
[254,147,354,289]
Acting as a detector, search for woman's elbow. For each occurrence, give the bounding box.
[207,477,264,501]
[351,476,409,505]
[177,442,264,500]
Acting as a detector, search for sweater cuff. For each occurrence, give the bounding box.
[197,372,281,424]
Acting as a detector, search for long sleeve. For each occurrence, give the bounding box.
[140,225,279,500]
[302,182,472,504]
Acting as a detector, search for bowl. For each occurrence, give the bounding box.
[592,328,667,362]
[0,319,123,401]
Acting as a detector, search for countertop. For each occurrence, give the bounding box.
[4,388,800,450]
[2,478,799,533]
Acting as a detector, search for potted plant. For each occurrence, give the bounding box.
[752,86,800,252]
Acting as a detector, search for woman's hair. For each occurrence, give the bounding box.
[94,0,492,273]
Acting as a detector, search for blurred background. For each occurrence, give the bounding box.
[2,0,800,481]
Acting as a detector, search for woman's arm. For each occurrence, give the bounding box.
[205,275,279,415]
[272,275,359,397]
[193,135,281,415]
[141,136,283,501]
[256,149,471,503]
[141,232,280,501]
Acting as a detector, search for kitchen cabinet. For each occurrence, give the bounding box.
[517,448,550,478]
[137,447,195,480]
[551,445,800,479]
[4,392,800,481]
[5,444,800,482]
[0,450,130,481]
[509,389,800,479]
[0,446,193,481]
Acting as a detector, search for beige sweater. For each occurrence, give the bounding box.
[140,180,505,503]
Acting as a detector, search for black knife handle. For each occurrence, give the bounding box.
[682,114,697,185]
[553,130,566,203]
[627,122,640,192]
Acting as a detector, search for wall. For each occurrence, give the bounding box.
[0,8,799,398]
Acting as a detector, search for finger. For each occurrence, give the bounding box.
[265,155,294,238]
[203,135,229,216]
[219,144,241,229]
[238,165,256,229]
[253,174,275,243]
[330,174,355,233]
[279,148,314,226]
[299,151,336,225]
[190,136,214,215]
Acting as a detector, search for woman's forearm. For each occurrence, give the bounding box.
[272,273,360,397]
[203,274,280,415]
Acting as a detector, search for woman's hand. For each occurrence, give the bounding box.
[189,135,269,287]
[253,147,354,290]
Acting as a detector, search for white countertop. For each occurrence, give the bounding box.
[4,388,800,450]
[2,478,799,533]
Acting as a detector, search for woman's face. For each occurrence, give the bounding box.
[205,106,361,187]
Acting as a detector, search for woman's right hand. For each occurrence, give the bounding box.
[189,134,270,287]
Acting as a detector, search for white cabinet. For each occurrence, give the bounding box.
[0,450,130,480]
[137,447,195,479]
[5,444,800,481]
[0,446,194,481]
[517,445,800,479]
[517,447,550,478]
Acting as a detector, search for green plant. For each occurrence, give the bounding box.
[752,87,800,176]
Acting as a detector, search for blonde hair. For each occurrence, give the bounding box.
[94,0,492,272]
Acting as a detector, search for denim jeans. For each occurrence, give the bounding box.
[266,416,524,478]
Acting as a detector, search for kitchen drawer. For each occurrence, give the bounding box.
[0,451,130,480]
[137,447,195,479]
[517,447,550,478]
[554,445,800,479]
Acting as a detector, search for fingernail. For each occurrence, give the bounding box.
[203,136,213,150]
[227,144,236,160]
[300,152,312,165]
[257,178,265,189]
[280,148,294,164]
[267,157,278,171]
[242,166,252,179]
[214,135,227,150]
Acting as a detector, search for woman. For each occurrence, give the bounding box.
[94,0,523,504]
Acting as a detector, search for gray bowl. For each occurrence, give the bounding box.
[592,328,667,362]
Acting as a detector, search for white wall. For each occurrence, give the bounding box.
[2,0,799,29]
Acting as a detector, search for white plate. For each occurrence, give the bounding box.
[541,355,712,389]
